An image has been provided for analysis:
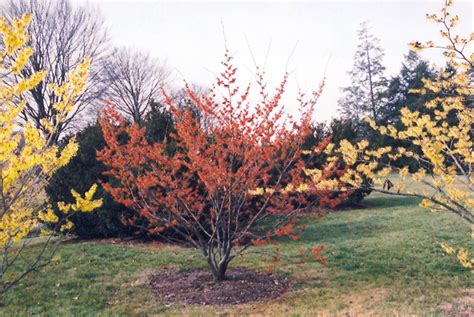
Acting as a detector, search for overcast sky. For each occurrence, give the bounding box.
[71,0,473,122]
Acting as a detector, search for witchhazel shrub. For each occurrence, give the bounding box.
[98,51,355,280]
[0,14,101,294]
[323,0,473,270]
[46,104,176,238]
[303,119,372,206]
[333,0,473,223]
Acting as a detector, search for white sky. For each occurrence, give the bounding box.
[72,0,473,122]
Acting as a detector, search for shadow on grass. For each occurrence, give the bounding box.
[295,195,422,243]
[299,220,386,243]
[363,194,421,209]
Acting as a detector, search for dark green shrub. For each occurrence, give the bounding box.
[46,124,137,238]
[46,103,177,238]
[303,119,371,207]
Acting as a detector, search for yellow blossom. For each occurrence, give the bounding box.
[248,187,264,196]
[0,13,102,292]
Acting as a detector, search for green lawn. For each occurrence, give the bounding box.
[1,193,472,316]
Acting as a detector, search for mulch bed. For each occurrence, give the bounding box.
[148,268,293,306]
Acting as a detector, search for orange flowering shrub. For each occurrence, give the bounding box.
[98,51,351,280]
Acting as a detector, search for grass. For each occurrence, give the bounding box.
[1,192,472,316]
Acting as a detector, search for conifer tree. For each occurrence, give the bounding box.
[339,21,387,127]
[381,51,437,125]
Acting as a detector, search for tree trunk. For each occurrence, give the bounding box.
[207,255,229,281]
[215,262,228,281]
[365,35,378,124]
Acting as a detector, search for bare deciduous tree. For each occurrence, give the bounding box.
[102,48,170,124]
[2,0,109,143]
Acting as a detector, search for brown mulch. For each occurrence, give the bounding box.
[148,268,293,306]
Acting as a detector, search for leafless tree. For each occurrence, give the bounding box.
[2,0,109,143]
[102,48,171,124]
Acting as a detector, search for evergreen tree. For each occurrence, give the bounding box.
[339,21,387,127]
[374,51,437,168]
[381,51,437,125]
[46,104,176,238]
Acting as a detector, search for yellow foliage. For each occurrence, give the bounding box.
[338,140,357,165]
[38,207,59,223]
[420,199,433,209]
[440,242,455,255]
[60,221,74,232]
[334,0,473,225]
[248,187,264,196]
[296,183,310,193]
[324,143,335,155]
[440,243,473,271]
[0,15,101,255]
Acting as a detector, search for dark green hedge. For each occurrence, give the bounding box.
[46,124,137,238]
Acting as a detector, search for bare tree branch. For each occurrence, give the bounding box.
[1,0,110,143]
[102,47,171,124]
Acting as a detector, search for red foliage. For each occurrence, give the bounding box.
[98,51,343,280]
[311,245,329,263]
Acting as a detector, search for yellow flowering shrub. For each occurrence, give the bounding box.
[335,0,473,225]
[0,14,102,294]
[331,0,473,270]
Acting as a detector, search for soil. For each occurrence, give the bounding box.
[439,288,474,316]
[148,268,292,306]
